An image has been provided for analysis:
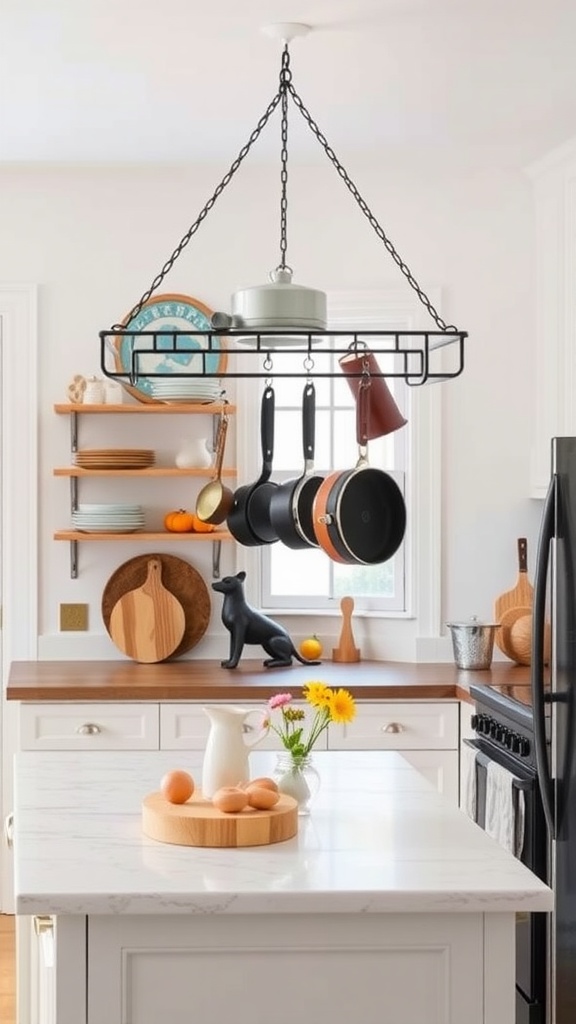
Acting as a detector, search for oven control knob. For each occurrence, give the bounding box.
[519,737,531,757]
[489,721,498,738]
[504,731,514,749]
[471,714,479,730]
[510,734,521,754]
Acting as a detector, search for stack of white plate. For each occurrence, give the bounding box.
[148,379,222,403]
[71,503,145,533]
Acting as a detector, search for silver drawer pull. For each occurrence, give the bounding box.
[76,723,101,736]
[4,812,14,848]
[382,722,405,734]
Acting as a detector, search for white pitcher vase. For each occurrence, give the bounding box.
[201,705,270,798]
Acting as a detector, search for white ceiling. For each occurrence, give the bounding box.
[3,0,576,168]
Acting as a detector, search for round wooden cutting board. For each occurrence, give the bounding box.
[102,553,211,658]
[142,792,298,848]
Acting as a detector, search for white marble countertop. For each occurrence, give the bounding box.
[13,750,553,916]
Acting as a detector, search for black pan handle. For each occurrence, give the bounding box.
[302,382,315,463]
[531,473,556,838]
[260,385,275,479]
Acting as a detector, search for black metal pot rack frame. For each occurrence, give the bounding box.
[100,329,466,387]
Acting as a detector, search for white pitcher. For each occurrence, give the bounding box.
[201,704,270,798]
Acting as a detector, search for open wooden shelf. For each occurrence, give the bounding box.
[54,403,236,415]
[54,467,236,478]
[54,530,233,542]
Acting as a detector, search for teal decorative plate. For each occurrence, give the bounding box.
[113,293,226,403]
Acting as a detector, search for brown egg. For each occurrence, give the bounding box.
[160,770,194,805]
[247,776,279,793]
[212,786,249,813]
[245,784,281,810]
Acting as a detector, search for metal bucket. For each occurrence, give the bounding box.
[446,617,499,670]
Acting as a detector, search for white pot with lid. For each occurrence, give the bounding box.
[212,268,327,347]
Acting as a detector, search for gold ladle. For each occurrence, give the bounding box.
[195,413,234,525]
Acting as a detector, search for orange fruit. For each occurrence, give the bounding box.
[299,635,323,660]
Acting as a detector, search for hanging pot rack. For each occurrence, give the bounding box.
[100,29,467,388]
[100,328,465,387]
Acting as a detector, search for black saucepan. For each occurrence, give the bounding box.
[269,381,324,549]
[226,385,278,546]
[312,380,407,565]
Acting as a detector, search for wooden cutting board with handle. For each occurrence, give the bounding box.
[494,537,534,621]
[109,557,186,663]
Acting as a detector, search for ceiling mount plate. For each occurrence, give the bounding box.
[261,23,312,44]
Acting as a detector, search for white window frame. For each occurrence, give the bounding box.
[233,288,443,641]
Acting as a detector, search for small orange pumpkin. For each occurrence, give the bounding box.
[189,513,216,534]
[164,509,195,533]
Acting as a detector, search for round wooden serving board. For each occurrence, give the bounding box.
[102,553,211,658]
[142,792,298,848]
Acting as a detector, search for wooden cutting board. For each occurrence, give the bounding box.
[109,558,186,663]
[102,553,211,658]
[494,604,533,660]
[142,791,298,847]
[494,538,534,622]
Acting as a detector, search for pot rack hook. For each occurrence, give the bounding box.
[262,351,273,387]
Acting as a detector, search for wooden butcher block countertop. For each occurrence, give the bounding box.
[6,659,530,703]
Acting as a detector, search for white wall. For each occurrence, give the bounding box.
[0,159,543,660]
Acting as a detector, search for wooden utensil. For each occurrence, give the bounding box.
[142,791,298,848]
[102,553,211,657]
[495,604,533,660]
[332,596,361,663]
[109,558,186,663]
[494,538,534,623]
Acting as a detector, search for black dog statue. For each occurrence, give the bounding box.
[212,571,322,670]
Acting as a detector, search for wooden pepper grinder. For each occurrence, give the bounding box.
[332,596,361,663]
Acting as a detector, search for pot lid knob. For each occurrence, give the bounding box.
[269,267,293,285]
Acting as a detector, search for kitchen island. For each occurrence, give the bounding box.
[13,749,551,1024]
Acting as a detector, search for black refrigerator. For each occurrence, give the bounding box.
[532,436,576,1023]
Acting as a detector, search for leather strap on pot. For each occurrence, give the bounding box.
[356,376,371,451]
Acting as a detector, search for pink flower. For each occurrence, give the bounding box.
[268,692,293,710]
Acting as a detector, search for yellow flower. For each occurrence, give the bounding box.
[303,681,331,709]
[328,688,356,724]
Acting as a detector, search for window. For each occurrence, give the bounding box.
[233,289,442,639]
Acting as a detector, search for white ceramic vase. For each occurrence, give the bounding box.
[175,437,212,469]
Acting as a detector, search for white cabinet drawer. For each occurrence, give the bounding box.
[160,703,327,751]
[328,702,459,750]
[19,703,160,751]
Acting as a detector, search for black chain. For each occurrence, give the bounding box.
[286,79,458,333]
[112,89,283,329]
[114,46,457,334]
[278,46,290,270]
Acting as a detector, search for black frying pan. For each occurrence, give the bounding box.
[226,385,278,546]
[312,379,406,565]
[269,381,323,549]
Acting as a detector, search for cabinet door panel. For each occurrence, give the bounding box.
[19,703,159,750]
[401,750,459,802]
[328,701,459,750]
[87,913,484,1024]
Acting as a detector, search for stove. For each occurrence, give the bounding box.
[467,680,547,1022]
[469,681,536,768]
